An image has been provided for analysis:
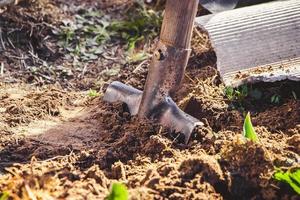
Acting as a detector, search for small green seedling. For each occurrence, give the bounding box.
[126,51,148,63]
[88,89,100,97]
[0,191,9,200]
[236,85,248,101]
[243,112,259,142]
[274,168,300,195]
[271,94,281,104]
[224,86,234,101]
[108,3,162,51]
[292,91,297,100]
[106,183,129,200]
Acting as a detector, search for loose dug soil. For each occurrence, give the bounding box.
[0,0,299,200]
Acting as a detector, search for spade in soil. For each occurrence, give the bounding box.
[104,0,300,144]
[104,0,203,144]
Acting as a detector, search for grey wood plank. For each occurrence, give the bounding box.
[195,0,300,87]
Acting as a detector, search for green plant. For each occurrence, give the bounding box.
[106,183,129,200]
[126,51,149,63]
[292,91,297,100]
[0,192,9,200]
[243,112,258,142]
[274,168,300,194]
[224,85,250,112]
[236,85,248,100]
[88,89,100,97]
[55,10,109,61]
[271,94,281,104]
[224,85,249,101]
[224,86,234,101]
[55,3,162,62]
[108,2,162,52]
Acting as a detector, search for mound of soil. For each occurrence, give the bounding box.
[0,0,299,200]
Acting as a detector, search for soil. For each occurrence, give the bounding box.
[0,0,299,199]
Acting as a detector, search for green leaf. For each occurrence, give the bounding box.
[274,168,300,194]
[271,94,280,104]
[292,91,297,100]
[126,51,148,63]
[240,85,248,97]
[0,191,9,200]
[88,89,100,97]
[243,112,258,142]
[224,86,234,100]
[107,183,128,200]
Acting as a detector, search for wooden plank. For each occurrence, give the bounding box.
[195,0,300,87]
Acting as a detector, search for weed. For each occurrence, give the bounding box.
[271,94,281,104]
[54,10,109,61]
[55,3,161,63]
[106,183,128,200]
[243,112,258,142]
[0,192,9,200]
[224,85,250,112]
[224,85,248,102]
[126,51,149,63]
[292,91,297,100]
[108,1,162,52]
[274,168,300,195]
[236,85,248,100]
[88,89,100,97]
[224,86,234,101]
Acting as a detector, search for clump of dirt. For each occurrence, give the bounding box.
[189,27,216,69]
[0,0,66,87]
[253,100,300,132]
[0,0,63,59]
[0,86,72,127]
[180,66,243,132]
[0,154,111,199]
[99,116,163,167]
[286,134,300,154]
[122,148,227,199]
[220,137,273,198]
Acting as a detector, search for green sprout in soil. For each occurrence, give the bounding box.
[224,85,249,112]
[108,2,162,52]
[243,112,259,142]
[55,2,162,63]
[274,168,300,195]
[224,85,248,101]
[106,183,129,200]
[292,91,297,100]
[54,9,110,61]
[126,51,149,63]
[224,86,235,101]
[271,94,281,104]
[0,192,9,200]
[88,89,100,97]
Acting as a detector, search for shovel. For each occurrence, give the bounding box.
[104,0,202,144]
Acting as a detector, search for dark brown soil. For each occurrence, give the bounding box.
[0,0,299,200]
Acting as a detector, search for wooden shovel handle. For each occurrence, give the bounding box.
[160,0,198,49]
[138,0,198,118]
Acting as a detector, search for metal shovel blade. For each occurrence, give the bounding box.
[198,0,275,13]
[103,81,142,115]
[103,81,203,144]
[150,97,204,144]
